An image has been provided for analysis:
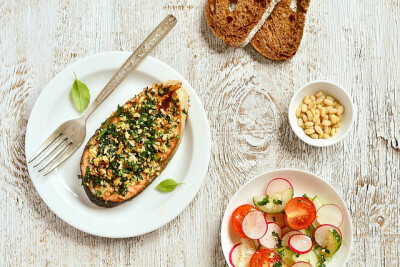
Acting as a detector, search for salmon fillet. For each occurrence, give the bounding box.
[80,80,189,207]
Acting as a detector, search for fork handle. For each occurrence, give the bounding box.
[82,14,177,120]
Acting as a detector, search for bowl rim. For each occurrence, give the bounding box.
[288,80,356,147]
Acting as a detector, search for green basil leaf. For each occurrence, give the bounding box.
[70,72,90,112]
[155,179,184,192]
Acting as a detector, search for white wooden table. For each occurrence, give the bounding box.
[0,0,399,266]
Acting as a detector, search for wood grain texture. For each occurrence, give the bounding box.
[0,0,399,266]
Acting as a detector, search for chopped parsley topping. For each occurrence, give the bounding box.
[273,199,283,205]
[82,83,183,198]
[318,255,327,267]
[257,195,270,206]
[321,247,331,255]
[272,231,282,248]
[99,128,107,138]
[277,249,284,260]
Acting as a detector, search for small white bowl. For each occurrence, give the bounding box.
[288,80,355,147]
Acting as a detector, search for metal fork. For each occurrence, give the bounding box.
[28,14,177,176]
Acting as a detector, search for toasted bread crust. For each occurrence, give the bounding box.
[250,0,311,60]
[205,0,278,47]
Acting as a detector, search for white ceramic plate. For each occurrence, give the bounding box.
[221,169,353,266]
[25,52,211,238]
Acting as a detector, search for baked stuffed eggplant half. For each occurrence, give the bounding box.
[80,80,189,207]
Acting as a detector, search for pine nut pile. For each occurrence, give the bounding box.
[296,91,344,139]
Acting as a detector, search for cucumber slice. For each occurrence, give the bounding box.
[314,247,322,257]
[312,196,323,210]
[275,246,295,266]
[321,227,342,256]
[299,225,314,239]
[253,189,294,214]
[312,196,323,228]
[292,250,319,266]
[308,225,315,239]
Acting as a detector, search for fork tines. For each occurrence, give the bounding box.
[29,131,72,175]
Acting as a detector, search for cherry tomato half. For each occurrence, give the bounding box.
[250,249,281,267]
[284,197,316,230]
[231,204,258,238]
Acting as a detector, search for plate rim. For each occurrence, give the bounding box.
[25,51,211,238]
[220,168,353,266]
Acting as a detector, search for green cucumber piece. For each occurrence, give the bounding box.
[312,196,323,210]
[292,249,319,266]
[321,227,342,256]
[299,225,315,239]
[312,196,323,228]
[253,189,294,214]
[275,246,295,266]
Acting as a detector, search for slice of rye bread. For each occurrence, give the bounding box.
[205,0,282,47]
[250,0,311,60]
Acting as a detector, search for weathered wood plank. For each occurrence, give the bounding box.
[0,0,399,266]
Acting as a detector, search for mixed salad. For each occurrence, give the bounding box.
[229,178,344,267]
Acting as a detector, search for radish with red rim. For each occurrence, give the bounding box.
[266,178,293,195]
[258,222,281,249]
[288,234,313,254]
[291,261,312,267]
[229,243,241,267]
[281,230,301,247]
[316,204,344,227]
[242,210,268,239]
[314,224,342,247]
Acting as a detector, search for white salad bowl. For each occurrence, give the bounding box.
[220,169,353,267]
[288,80,355,147]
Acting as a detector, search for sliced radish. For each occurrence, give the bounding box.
[242,210,268,239]
[258,222,281,249]
[266,178,293,195]
[316,204,344,227]
[288,234,313,254]
[229,243,241,267]
[281,230,301,247]
[281,226,294,236]
[237,239,257,267]
[314,224,342,247]
[291,262,312,267]
[265,213,286,228]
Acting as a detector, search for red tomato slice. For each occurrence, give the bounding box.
[231,204,258,238]
[250,249,281,267]
[284,197,316,230]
